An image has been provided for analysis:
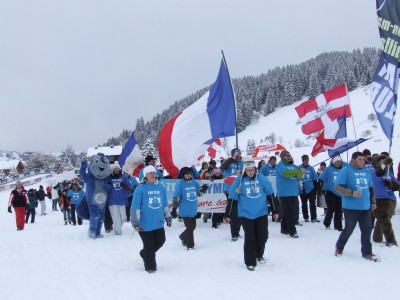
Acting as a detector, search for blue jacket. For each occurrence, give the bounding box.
[173,179,200,217]
[298,164,318,194]
[275,161,300,197]
[371,171,398,201]
[27,192,38,209]
[229,174,274,219]
[67,189,85,205]
[259,164,276,177]
[130,182,171,231]
[335,164,373,210]
[319,164,343,196]
[108,174,130,206]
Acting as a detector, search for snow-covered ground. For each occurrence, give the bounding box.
[1,171,400,300]
[2,86,400,300]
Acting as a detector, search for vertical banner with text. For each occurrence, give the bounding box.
[370,0,400,142]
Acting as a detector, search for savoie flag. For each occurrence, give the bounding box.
[158,59,236,178]
[370,0,400,142]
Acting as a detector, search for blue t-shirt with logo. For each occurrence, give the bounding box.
[335,164,373,210]
[298,164,318,194]
[229,174,274,219]
[67,189,85,205]
[319,163,347,196]
[131,183,169,231]
[259,164,276,177]
[173,180,200,218]
[275,161,300,197]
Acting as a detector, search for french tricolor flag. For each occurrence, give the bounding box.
[118,132,144,177]
[158,59,236,178]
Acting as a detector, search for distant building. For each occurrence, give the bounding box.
[0,160,24,175]
[86,145,123,164]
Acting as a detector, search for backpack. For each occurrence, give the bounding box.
[76,195,90,220]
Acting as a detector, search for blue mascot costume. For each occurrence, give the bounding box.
[80,153,112,239]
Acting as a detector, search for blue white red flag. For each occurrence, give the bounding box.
[312,114,368,157]
[118,132,144,177]
[158,59,236,178]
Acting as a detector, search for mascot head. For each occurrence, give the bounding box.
[89,153,111,179]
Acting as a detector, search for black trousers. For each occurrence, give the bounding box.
[179,217,197,248]
[240,215,268,267]
[323,190,343,230]
[70,204,82,225]
[299,189,317,220]
[25,208,36,223]
[280,196,299,235]
[104,204,113,231]
[139,228,166,271]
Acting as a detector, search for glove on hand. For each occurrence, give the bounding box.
[171,208,177,218]
[199,184,209,193]
[8,207,12,213]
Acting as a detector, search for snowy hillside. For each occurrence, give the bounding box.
[228,85,399,167]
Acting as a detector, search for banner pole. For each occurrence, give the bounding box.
[221,50,239,149]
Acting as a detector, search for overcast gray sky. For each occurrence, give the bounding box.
[0,0,380,153]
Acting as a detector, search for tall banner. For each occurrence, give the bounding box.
[370,0,400,142]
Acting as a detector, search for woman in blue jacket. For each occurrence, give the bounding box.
[226,160,275,271]
[131,166,172,273]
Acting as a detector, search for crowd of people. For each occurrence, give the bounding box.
[7,148,400,272]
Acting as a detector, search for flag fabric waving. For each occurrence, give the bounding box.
[311,114,368,157]
[158,60,236,178]
[370,0,399,142]
[118,132,144,177]
[295,84,351,135]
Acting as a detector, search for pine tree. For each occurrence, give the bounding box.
[141,139,157,159]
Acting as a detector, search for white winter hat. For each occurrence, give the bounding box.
[332,156,342,164]
[143,165,157,178]
[112,162,121,170]
[243,159,256,170]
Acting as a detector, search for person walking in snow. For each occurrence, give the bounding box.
[36,185,47,216]
[319,156,345,231]
[8,181,29,231]
[67,183,85,225]
[226,160,275,271]
[298,155,319,223]
[334,151,380,262]
[51,185,60,211]
[25,188,38,224]
[108,162,130,235]
[131,166,172,273]
[59,189,72,225]
[171,167,207,250]
[371,154,399,246]
[259,156,280,222]
[222,148,244,241]
[275,151,305,238]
